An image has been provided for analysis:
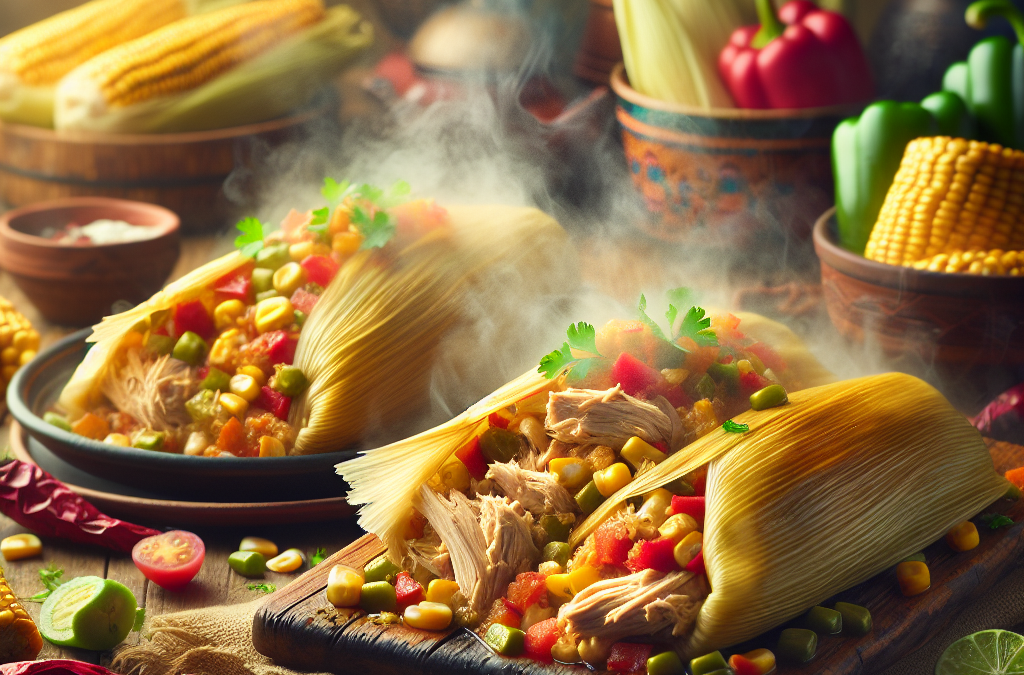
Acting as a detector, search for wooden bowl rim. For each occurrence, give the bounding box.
[609,63,865,120]
[813,206,1024,296]
[0,196,180,250]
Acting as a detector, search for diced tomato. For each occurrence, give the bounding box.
[1007,466,1024,491]
[216,417,247,456]
[290,288,319,315]
[506,572,548,613]
[301,255,339,287]
[690,470,707,496]
[488,411,511,429]
[252,330,298,366]
[197,366,210,381]
[173,300,215,340]
[213,265,254,303]
[670,496,706,524]
[746,341,787,372]
[524,617,560,662]
[607,642,654,673]
[611,352,662,398]
[625,538,678,574]
[132,530,205,591]
[256,386,291,421]
[479,598,521,634]
[281,208,314,239]
[719,354,734,364]
[686,550,705,576]
[455,437,488,480]
[152,324,170,337]
[653,441,669,455]
[597,320,680,370]
[657,384,692,409]
[740,371,771,393]
[729,654,762,675]
[394,572,425,609]
[594,519,633,567]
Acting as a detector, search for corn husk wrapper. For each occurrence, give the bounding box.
[339,312,833,560]
[59,204,574,455]
[571,372,1011,656]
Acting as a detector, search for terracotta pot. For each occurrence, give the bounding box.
[610,64,862,244]
[0,197,180,326]
[573,0,621,86]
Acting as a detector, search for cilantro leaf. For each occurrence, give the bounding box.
[539,342,575,379]
[307,207,330,236]
[352,206,395,250]
[310,547,327,566]
[665,287,695,333]
[234,217,265,258]
[677,306,718,347]
[566,322,598,355]
[247,582,276,594]
[378,180,411,208]
[638,294,685,353]
[321,177,351,203]
[722,420,749,433]
[25,564,65,603]
[979,513,1015,530]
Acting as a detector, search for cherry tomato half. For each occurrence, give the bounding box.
[132,530,205,590]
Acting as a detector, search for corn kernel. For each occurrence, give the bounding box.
[438,457,470,492]
[266,548,304,573]
[328,207,351,236]
[208,329,244,368]
[638,488,673,528]
[0,326,11,349]
[546,573,573,599]
[425,579,460,607]
[945,521,980,551]
[237,365,267,386]
[741,648,776,675]
[1,347,18,365]
[620,437,667,470]
[736,359,754,375]
[659,513,699,543]
[120,331,144,350]
[549,458,591,490]
[11,330,37,351]
[593,463,631,497]
[404,602,452,631]
[254,296,294,334]
[332,231,362,257]
[660,368,689,385]
[538,560,562,576]
[896,560,930,596]
[213,299,246,330]
[673,531,703,568]
[184,431,209,456]
[289,241,315,262]
[567,566,601,595]
[239,536,278,558]
[102,433,131,447]
[229,374,261,402]
[0,534,41,561]
[218,392,249,418]
[258,436,285,458]
[272,262,307,297]
[327,564,363,607]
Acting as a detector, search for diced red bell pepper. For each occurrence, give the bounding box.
[213,265,254,304]
[611,352,662,398]
[152,323,170,337]
[657,384,692,409]
[653,441,669,455]
[300,255,339,288]
[216,417,247,456]
[594,519,633,567]
[173,300,215,340]
[197,366,210,381]
[505,572,548,613]
[255,386,291,421]
[281,208,313,239]
[607,642,654,673]
[729,654,762,675]
[254,330,298,366]
[394,572,425,609]
[479,598,521,633]
[290,288,319,315]
[625,538,678,574]
[524,617,560,662]
[690,470,707,496]
[746,341,787,372]
[686,550,706,576]
[669,496,706,524]
[488,412,511,429]
[740,371,771,393]
[455,436,487,481]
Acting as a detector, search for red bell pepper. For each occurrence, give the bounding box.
[455,437,488,480]
[254,330,297,366]
[505,572,548,613]
[594,519,633,567]
[301,255,340,288]
[740,371,771,393]
[394,572,425,609]
[488,411,512,429]
[480,598,521,632]
[611,352,662,398]
[524,618,560,662]
[255,386,291,420]
[173,300,215,340]
[213,265,254,304]
[686,550,706,576]
[729,654,763,675]
[625,538,678,574]
[669,496,706,524]
[290,288,320,315]
[607,642,654,673]
[718,0,873,109]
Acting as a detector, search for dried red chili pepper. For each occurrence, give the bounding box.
[1,661,116,674]
[0,461,159,553]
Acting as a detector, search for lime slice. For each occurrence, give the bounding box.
[935,630,1024,675]
[40,576,138,651]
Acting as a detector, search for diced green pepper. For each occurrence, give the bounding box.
[255,290,279,302]
[363,556,402,584]
[479,428,521,464]
[835,602,872,636]
[185,390,218,423]
[804,605,843,635]
[542,541,571,568]
[172,331,207,366]
[1007,484,1023,500]
[695,374,716,401]
[272,366,308,397]
[749,384,788,411]
[706,363,739,394]
[901,552,927,564]
[254,243,290,271]
[690,650,729,675]
[294,310,306,326]
[662,478,695,496]
[252,268,275,294]
[647,651,685,675]
[777,628,818,664]
[575,481,605,516]
[228,551,266,578]
[921,90,976,139]
[133,431,165,451]
[539,514,573,543]
[201,367,231,392]
[43,412,72,432]
[145,333,175,356]
[359,581,397,613]
[483,623,525,656]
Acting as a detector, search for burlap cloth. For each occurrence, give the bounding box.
[111,568,1023,675]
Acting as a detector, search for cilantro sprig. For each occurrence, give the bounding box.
[637,288,719,355]
[722,420,749,433]
[310,178,413,249]
[538,322,602,380]
[310,547,327,566]
[979,513,1015,530]
[25,564,65,603]
[247,582,277,594]
[234,217,266,258]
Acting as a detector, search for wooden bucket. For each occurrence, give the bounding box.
[0,98,338,234]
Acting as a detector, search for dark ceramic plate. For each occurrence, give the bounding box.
[6,329,356,503]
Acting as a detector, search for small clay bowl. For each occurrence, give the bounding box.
[814,207,1024,368]
[610,64,863,244]
[0,197,180,326]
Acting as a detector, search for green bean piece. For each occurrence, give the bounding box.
[695,374,716,401]
[363,556,402,584]
[43,412,72,432]
[133,431,165,451]
[901,552,927,564]
[483,624,525,656]
[273,366,309,397]
[359,581,397,613]
[575,481,606,516]
[542,542,571,568]
[185,390,218,423]
[172,332,207,366]
[145,334,175,356]
[804,605,842,635]
[706,362,740,393]
[254,243,290,271]
[662,477,695,496]
[479,428,521,464]
[690,651,729,675]
[749,384,789,411]
[647,651,685,675]
[835,602,872,636]
[228,551,266,578]
[539,514,573,543]
[251,268,275,293]
[255,290,279,302]
[777,628,818,664]
[201,367,231,392]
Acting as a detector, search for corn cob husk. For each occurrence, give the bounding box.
[572,372,1010,656]
[59,204,574,455]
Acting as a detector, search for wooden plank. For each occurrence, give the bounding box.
[253,441,1024,675]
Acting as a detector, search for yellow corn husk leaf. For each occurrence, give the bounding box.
[613,0,742,108]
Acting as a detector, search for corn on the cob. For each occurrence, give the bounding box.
[0,567,43,662]
[0,297,39,391]
[912,249,1024,276]
[865,137,1024,266]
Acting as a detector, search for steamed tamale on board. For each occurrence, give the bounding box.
[51,180,574,458]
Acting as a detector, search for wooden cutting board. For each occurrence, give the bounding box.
[252,440,1024,675]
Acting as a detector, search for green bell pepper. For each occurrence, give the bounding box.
[832,101,936,253]
[943,0,1024,149]
[921,91,976,139]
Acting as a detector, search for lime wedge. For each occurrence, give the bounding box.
[935,630,1024,675]
[40,575,138,651]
